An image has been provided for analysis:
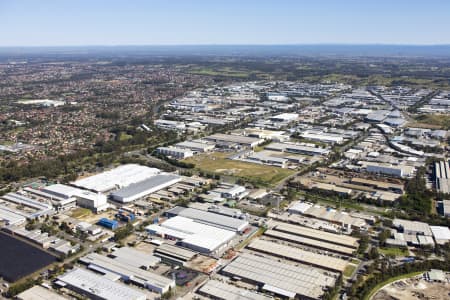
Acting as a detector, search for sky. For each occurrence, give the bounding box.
[1,0,450,47]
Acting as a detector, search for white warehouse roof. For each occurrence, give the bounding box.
[57,268,146,300]
[167,206,249,232]
[73,164,160,192]
[147,216,236,253]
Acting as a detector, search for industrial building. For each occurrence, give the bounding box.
[41,184,109,212]
[247,239,348,273]
[435,160,450,194]
[165,206,249,232]
[393,219,432,236]
[56,268,146,300]
[153,243,197,266]
[110,174,181,203]
[245,151,288,168]
[175,140,215,153]
[97,218,118,230]
[204,133,264,148]
[198,280,273,300]
[365,162,414,178]
[0,207,26,225]
[24,187,76,211]
[146,216,236,256]
[271,221,359,249]
[264,229,355,255]
[72,164,160,193]
[110,247,161,269]
[270,113,299,122]
[79,253,175,294]
[300,131,344,144]
[154,119,186,131]
[17,285,68,300]
[1,192,54,218]
[264,142,330,156]
[430,226,450,245]
[4,225,79,256]
[221,252,335,299]
[156,146,194,159]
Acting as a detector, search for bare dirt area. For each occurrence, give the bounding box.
[373,277,450,300]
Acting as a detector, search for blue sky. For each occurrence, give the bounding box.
[1,0,449,46]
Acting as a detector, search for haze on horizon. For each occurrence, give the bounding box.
[1,0,450,47]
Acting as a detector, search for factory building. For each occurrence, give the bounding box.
[154,119,186,131]
[165,206,249,233]
[97,218,118,230]
[265,142,330,156]
[435,160,450,194]
[271,221,359,249]
[41,184,109,212]
[80,253,175,294]
[156,146,194,159]
[1,193,54,218]
[146,216,236,256]
[198,280,273,300]
[204,133,264,148]
[73,164,160,193]
[247,239,348,273]
[365,162,414,178]
[17,286,68,300]
[153,243,197,266]
[221,252,335,299]
[109,247,161,270]
[0,207,26,226]
[175,140,215,153]
[269,113,299,122]
[110,174,181,203]
[300,131,344,144]
[56,268,146,300]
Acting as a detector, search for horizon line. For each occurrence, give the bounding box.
[2,43,450,48]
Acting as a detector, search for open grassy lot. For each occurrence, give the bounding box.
[70,207,92,219]
[344,264,357,277]
[183,152,295,186]
[379,247,409,257]
[409,114,450,129]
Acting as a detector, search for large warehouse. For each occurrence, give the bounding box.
[247,239,348,273]
[198,280,273,300]
[264,229,355,255]
[41,184,109,212]
[56,268,146,300]
[110,174,181,203]
[80,253,175,294]
[204,133,264,148]
[165,206,249,233]
[72,164,160,193]
[221,252,335,299]
[271,221,359,249]
[146,216,236,256]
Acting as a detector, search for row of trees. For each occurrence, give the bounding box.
[348,259,450,299]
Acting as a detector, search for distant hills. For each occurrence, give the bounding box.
[1,44,450,58]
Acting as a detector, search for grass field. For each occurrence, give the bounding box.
[409,114,450,130]
[379,247,409,257]
[344,264,357,277]
[183,152,295,186]
[70,207,92,219]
